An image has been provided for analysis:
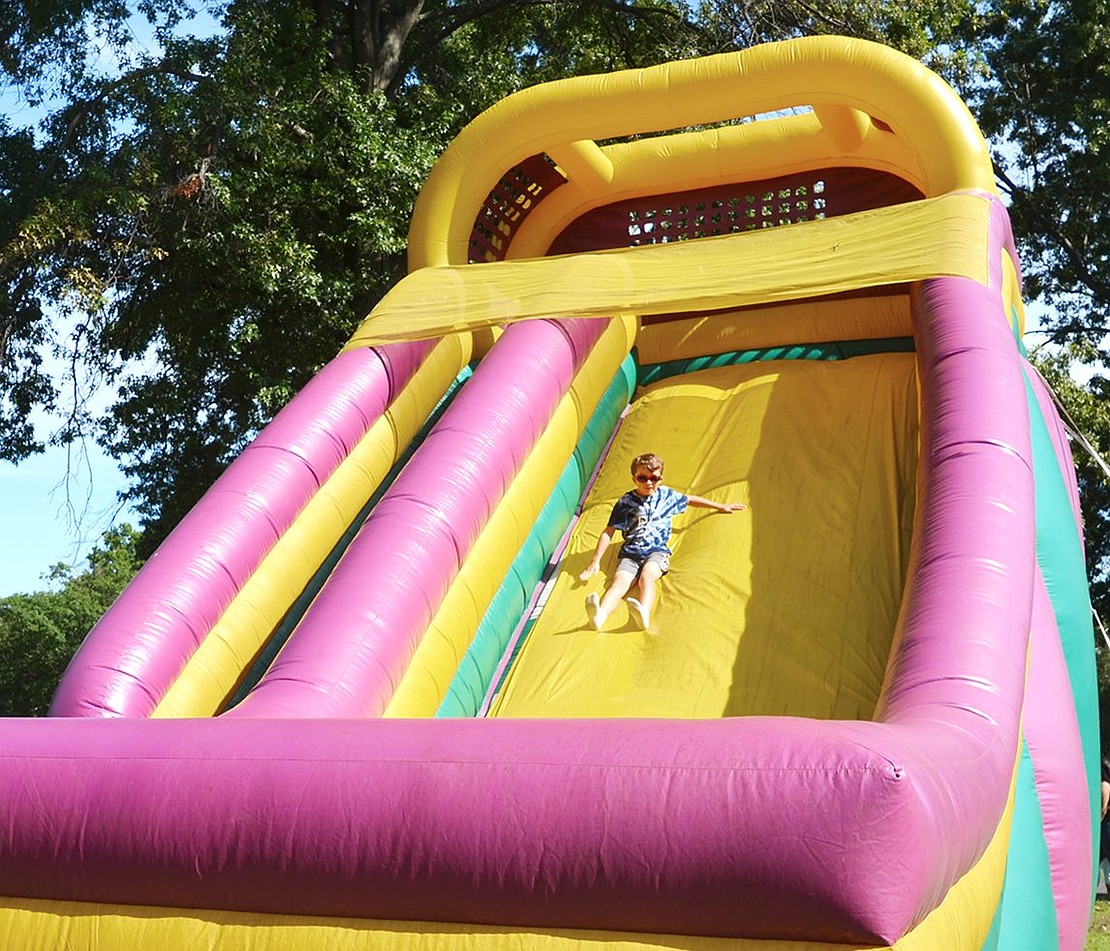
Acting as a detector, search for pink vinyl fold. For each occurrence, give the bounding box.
[1024,570,1091,951]
[1025,362,1084,532]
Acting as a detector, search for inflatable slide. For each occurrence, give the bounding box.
[0,35,1099,951]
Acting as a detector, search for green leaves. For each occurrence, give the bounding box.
[971,1,1110,343]
[2,0,1101,567]
[692,0,979,73]
[0,524,141,715]
[2,0,720,549]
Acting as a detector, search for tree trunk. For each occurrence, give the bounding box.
[347,0,426,95]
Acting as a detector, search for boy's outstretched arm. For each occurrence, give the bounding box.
[687,494,746,513]
[579,525,617,580]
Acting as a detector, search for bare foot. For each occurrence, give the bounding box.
[585,593,607,631]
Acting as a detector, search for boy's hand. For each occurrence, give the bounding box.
[718,503,746,513]
[579,563,599,581]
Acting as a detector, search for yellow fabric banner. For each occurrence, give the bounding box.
[347,192,989,349]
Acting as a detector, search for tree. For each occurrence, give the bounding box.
[0,524,142,715]
[695,0,979,73]
[1,0,715,553]
[970,0,1110,346]
[0,0,992,556]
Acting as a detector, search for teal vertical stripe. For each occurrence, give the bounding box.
[1024,371,1101,890]
[436,356,637,717]
[989,740,1060,950]
[1012,304,1026,353]
[981,892,1001,951]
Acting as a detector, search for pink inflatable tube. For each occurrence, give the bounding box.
[0,712,1007,942]
[0,203,1038,944]
[50,342,434,718]
[230,317,607,719]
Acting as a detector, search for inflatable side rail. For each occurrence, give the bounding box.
[227,314,635,718]
[50,337,470,718]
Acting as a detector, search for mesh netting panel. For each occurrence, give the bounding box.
[547,168,923,256]
[468,154,568,263]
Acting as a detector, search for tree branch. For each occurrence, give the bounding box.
[38,64,210,193]
[384,0,703,99]
[995,162,1110,309]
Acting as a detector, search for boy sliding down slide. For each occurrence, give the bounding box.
[579,452,745,632]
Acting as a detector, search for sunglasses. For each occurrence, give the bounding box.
[635,473,662,483]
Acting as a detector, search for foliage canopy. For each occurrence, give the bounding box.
[1,0,980,552]
[0,524,141,715]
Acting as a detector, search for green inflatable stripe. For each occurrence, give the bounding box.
[438,487,578,716]
[985,740,1060,950]
[437,355,637,717]
[637,336,914,387]
[1023,371,1101,888]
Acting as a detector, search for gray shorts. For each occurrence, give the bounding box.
[616,550,670,578]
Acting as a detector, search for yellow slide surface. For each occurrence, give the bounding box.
[491,354,918,720]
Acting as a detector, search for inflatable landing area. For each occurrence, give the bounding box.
[0,36,1099,951]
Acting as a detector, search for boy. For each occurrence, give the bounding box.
[578,452,745,631]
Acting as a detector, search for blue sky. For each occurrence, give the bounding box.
[0,442,133,595]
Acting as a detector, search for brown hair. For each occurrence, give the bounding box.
[630,452,663,474]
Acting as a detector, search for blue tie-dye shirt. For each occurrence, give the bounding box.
[608,485,689,558]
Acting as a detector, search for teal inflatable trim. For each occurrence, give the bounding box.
[1023,369,1100,888]
[637,336,914,387]
[1012,304,1027,354]
[988,739,1060,950]
[436,355,637,717]
[981,890,1001,951]
[224,365,475,711]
